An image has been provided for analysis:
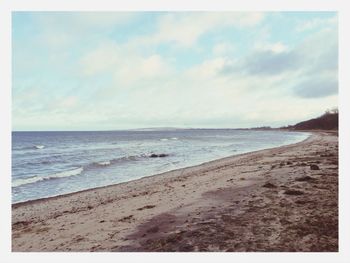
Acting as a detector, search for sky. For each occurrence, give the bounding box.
[12,12,338,131]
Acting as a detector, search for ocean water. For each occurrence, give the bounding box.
[12,129,309,203]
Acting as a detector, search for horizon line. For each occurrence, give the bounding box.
[12,126,280,132]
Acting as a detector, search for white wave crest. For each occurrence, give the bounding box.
[51,167,83,179]
[160,138,169,141]
[97,161,111,166]
[12,176,44,187]
[34,145,45,149]
[12,167,83,188]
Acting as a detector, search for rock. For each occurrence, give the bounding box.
[118,215,134,222]
[137,205,156,211]
[149,153,169,158]
[310,164,320,170]
[262,182,277,188]
[295,176,314,182]
[284,189,304,195]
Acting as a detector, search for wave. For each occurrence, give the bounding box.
[12,167,83,188]
[34,145,45,149]
[13,152,171,188]
[13,145,45,151]
[160,137,178,141]
[89,153,170,168]
[96,161,111,166]
[89,155,142,169]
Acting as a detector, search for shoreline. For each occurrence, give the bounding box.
[12,131,338,252]
[12,131,311,207]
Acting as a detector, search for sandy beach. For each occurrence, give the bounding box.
[12,131,338,252]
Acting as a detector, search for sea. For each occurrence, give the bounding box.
[12,129,309,204]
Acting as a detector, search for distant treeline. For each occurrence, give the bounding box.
[282,108,338,130]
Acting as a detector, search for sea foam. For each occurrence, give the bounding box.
[34,145,45,149]
[12,167,83,187]
[96,161,111,166]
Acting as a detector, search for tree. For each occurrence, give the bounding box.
[324,107,338,116]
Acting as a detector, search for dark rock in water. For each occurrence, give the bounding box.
[310,164,320,170]
[284,189,304,195]
[286,161,292,165]
[149,153,169,158]
[262,182,277,188]
[295,176,314,182]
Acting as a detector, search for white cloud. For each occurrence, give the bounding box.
[13,12,338,130]
[72,12,135,28]
[134,12,265,48]
[79,41,172,87]
[74,18,338,129]
[114,53,172,86]
[187,57,227,79]
[34,12,135,49]
[212,42,235,56]
[56,96,78,108]
[80,42,121,76]
[254,41,289,53]
[296,16,337,32]
[219,26,338,100]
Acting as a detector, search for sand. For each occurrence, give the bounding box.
[12,131,338,252]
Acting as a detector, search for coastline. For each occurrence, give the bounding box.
[12,131,338,252]
[12,130,311,207]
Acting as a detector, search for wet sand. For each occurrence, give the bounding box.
[12,131,338,252]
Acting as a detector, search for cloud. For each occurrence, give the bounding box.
[187,57,227,79]
[297,28,338,73]
[79,41,172,86]
[296,15,337,32]
[254,42,289,53]
[56,96,79,108]
[80,42,121,76]
[133,12,264,48]
[133,23,338,120]
[241,50,299,75]
[32,12,135,49]
[217,25,338,101]
[12,12,339,130]
[212,42,235,56]
[293,74,338,98]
